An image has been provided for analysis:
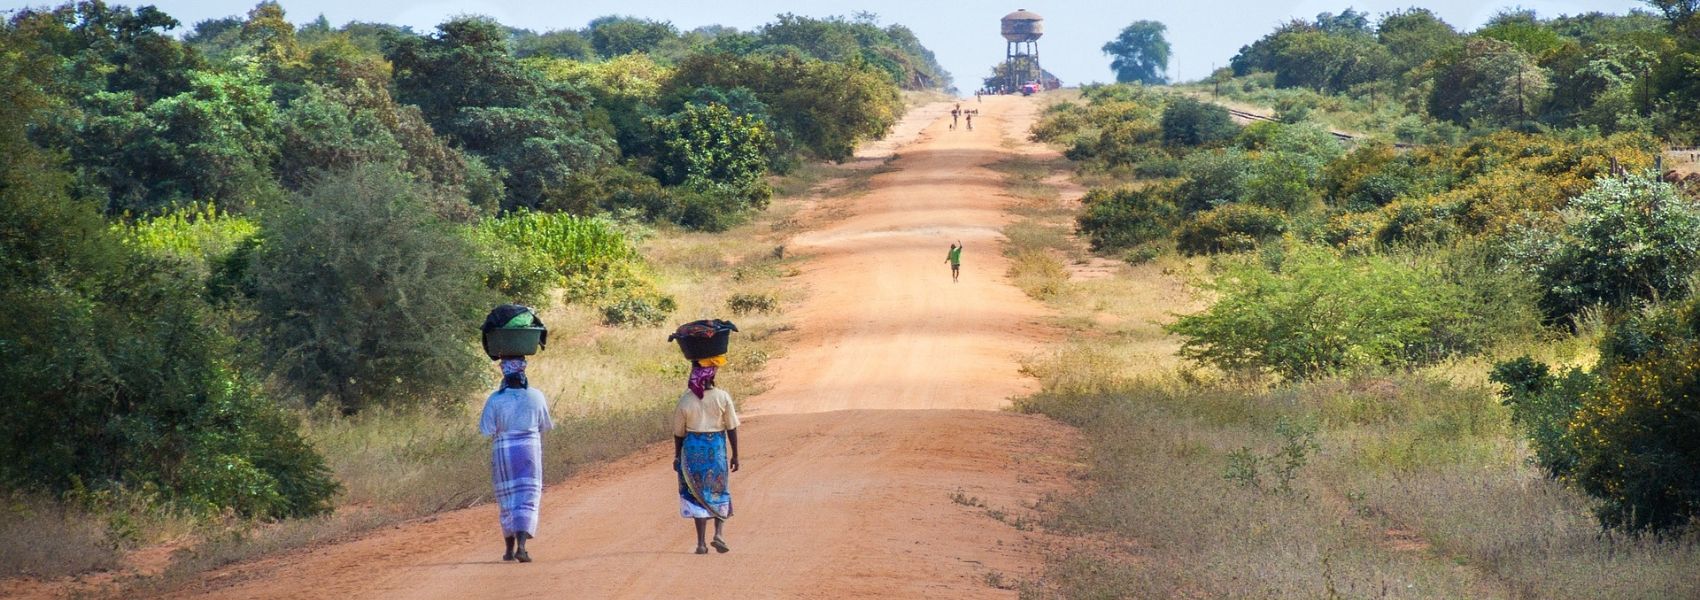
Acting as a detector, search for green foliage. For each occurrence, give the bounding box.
[250,164,489,412]
[1160,97,1238,148]
[1512,172,1700,322]
[473,211,638,307]
[754,13,951,90]
[1495,295,1700,532]
[587,16,678,58]
[601,295,677,327]
[1076,185,1178,252]
[387,17,614,211]
[1570,296,1700,531]
[1172,149,1249,214]
[1222,417,1318,494]
[1489,356,1592,477]
[1168,243,1530,379]
[668,51,901,161]
[1428,38,1551,127]
[1103,21,1171,84]
[1176,204,1287,255]
[0,57,334,518]
[649,102,775,205]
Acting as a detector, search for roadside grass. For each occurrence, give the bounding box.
[0,495,122,579]
[1015,358,1700,599]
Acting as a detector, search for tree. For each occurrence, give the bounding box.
[587,15,677,58]
[649,102,775,204]
[1428,38,1551,127]
[387,17,614,210]
[1377,8,1460,74]
[667,51,900,161]
[249,164,490,412]
[1102,20,1170,84]
[1646,0,1700,38]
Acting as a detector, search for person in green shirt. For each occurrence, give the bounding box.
[945,241,962,282]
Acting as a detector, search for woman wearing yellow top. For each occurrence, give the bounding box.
[672,357,740,554]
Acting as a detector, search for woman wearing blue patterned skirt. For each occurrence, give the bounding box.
[479,358,553,563]
[672,357,741,554]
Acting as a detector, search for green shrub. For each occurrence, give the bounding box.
[1160,96,1238,147]
[1571,298,1700,531]
[648,101,775,205]
[1176,204,1286,255]
[1496,296,1700,532]
[1489,356,1592,478]
[1172,149,1250,214]
[601,294,677,327]
[1511,172,1700,323]
[1076,185,1179,252]
[1168,243,1517,379]
[250,164,489,412]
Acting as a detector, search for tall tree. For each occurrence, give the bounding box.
[1103,20,1170,84]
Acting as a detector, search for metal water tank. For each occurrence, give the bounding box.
[1001,9,1044,42]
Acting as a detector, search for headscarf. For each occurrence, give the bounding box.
[688,363,718,399]
[500,358,527,389]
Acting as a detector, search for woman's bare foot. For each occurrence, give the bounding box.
[711,537,729,553]
[515,549,531,563]
[502,551,515,561]
[694,545,709,555]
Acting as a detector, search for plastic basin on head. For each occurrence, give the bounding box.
[485,327,545,357]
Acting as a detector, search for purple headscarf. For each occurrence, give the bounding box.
[688,364,717,399]
[499,358,528,389]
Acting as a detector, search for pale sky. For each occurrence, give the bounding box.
[1,1,1653,90]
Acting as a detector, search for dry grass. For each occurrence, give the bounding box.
[0,495,121,579]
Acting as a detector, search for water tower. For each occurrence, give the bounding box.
[1001,9,1043,93]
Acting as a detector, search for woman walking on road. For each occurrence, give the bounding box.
[946,241,963,282]
[674,356,741,554]
[479,358,554,563]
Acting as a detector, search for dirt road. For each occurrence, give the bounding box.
[174,95,1078,599]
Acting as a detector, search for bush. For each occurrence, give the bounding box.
[0,167,335,519]
[1489,357,1591,478]
[1160,96,1238,147]
[727,292,779,315]
[250,164,489,412]
[601,294,677,327]
[1570,298,1700,531]
[1495,296,1700,532]
[1076,185,1178,252]
[1168,243,1517,379]
[1176,204,1286,255]
[1511,173,1700,323]
[1172,149,1250,214]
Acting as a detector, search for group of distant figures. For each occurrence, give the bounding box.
[950,104,979,131]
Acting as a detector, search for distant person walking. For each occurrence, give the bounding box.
[951,104,960,130]
[965,111,973,131]
[674,355,741,555]
[479,358,554,563]
[946,241,962,282]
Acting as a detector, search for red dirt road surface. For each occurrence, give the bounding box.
[167,95,1080,599]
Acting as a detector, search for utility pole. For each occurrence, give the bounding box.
[1517,68,1525,120]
